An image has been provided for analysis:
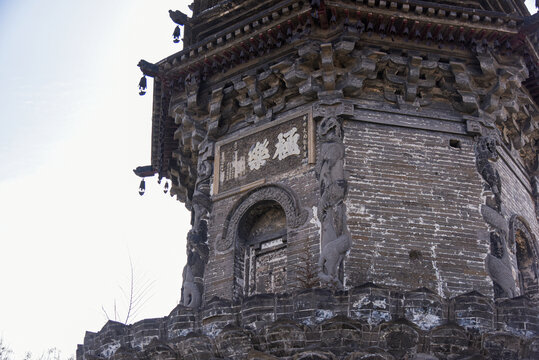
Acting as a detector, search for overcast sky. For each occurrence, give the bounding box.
[0,1,192,358]
[0,0,537,359]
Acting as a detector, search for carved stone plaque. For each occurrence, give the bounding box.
[213,112,314,195]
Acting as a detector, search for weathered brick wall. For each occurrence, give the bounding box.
[204,111,320,300]
[203,108,507,301]
[343,120,492,297]
[497,146,539,236]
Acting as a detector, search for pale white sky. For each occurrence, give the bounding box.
[0,0,537,359]
[0,1,191,358]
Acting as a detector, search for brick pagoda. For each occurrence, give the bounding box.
[79,1,539,359]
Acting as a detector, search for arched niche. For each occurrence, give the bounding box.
[237,200,288,297]
[509,215,539,300]
[216,185,308,252]
[216,185,308,299]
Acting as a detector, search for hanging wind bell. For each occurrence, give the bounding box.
[138,178,146,196]
[163,181,169,194]
[138,75,147,95]
[173,25,181,43]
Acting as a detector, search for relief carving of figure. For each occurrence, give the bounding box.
[182,139,212,309]
[181,221,209,308]
[192,139,214,233]
[475,136,518,298]
[475,136,501,211]
[181,264,201,308]
[485,231,518,298]
[316,116,351,288]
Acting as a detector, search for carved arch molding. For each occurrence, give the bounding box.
[508,215,537,252]
[216,185,308,252]
[509,215,539,298]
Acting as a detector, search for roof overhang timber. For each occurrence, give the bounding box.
[138,0,539,201]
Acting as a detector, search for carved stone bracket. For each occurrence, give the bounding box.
[208,87,224,139]
[457,51,539,175]
[166,35,539,215]
[384,54,439,109]
[320,43,336,91]
[243,75,267,118]
[450,62,480,115]
[313,100,354,119]
[216,185,308,252]
[185,72,200,111]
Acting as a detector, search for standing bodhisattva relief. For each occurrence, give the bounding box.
[192,139,214,232]
[475,135,517,298]
[180,222,209,308]
[316,116,351,289]
[180,139,213,309]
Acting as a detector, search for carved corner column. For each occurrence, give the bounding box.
[474,135,519,299]
[178,77,218,309]
[315,106,352,289]
[533,176,539,223]
[180,138,215,309]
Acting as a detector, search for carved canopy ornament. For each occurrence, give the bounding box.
[508,215,538,254]
[216,184,308,252]
[508,215,539,299]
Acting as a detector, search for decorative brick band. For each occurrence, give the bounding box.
[77,285,539,360]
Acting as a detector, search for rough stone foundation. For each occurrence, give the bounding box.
[78,285,539,360]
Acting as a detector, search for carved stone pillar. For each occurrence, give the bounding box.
[316,116,350,289]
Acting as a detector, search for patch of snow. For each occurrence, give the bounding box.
[203,322,224,338]
[100,340,120,358]
[408,310,442,331]
[310,206,321,239]
[368,242,381,277]
[504,325,535,339]
[314,309,334,323]
[352,297,390,325]
[176,328,191,337]
[430,245,445,297]
[369,310,391,325]
[353,296,371,309]
[456,317,481,332]
[372,298,387,309]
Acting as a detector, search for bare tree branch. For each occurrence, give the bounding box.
[0,338,13,360]
[101,254,155,325]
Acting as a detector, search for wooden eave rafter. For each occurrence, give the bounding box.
[521,12,539,105]
[144,0,539,178]
[154,0,533,85]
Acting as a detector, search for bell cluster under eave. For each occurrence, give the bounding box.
[132,0,539,198]
[140,1,539,97]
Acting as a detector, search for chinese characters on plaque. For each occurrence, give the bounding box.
[214,114,312,195]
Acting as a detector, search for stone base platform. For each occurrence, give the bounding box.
[77,284,539,360]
